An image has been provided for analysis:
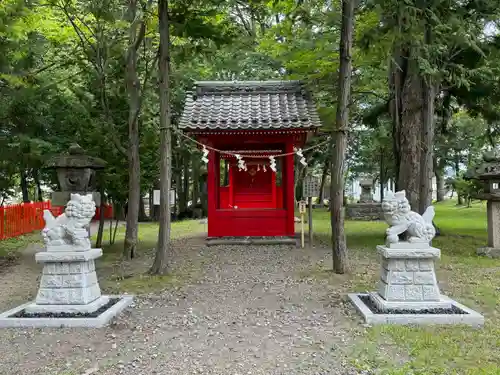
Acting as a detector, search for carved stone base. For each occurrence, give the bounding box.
[345,203,383,221]
[369,292,451,311]
[34,248,103,307]
[477,247,500,259]
[374,244,445,309]
[25,296,110,314]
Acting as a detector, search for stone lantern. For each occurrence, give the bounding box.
[359,178,375,203]
[45,143,106,207]
[465,151,500,258]
[346,176,383,220]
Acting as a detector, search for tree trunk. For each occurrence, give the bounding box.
[389,40,404,192]
[418,9,436,214]
[178,153,189,214]
[150,0,171,275]
[95,189,105,248]
[318,158,329,204]
[434,157,445,202]
[454,155,463,205]
[175,171,182,215]
[149,188,154,218]
[294,164,307,202]
[331,0,354,274]
[20,169,30,203]
[34,169,43,201]
[192,155,200,207]
[139,193,148,221]
[201,175,208,217]
[419,83,435,212]
[183,156,190,206]
[399,65,423,211]
[379,150,385,202]
[123,0,147,259]
[151,180,160,221]
[389,16,423,209]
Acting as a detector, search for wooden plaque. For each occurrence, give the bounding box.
[303,175,320,197]
[298,200,307,214]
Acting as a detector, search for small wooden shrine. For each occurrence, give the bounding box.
[179,81,322,238]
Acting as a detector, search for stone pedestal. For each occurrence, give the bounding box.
[359,179,374,203]
[372,243,451,311]
[346,203,383,221]
[0,192,134,328]
[25,247,108,314]
[480,200,500,258]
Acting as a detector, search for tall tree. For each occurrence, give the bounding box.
[418,0,437,213]
[331,0,355,274]
[150,0,172,275]
[124,0,149,259]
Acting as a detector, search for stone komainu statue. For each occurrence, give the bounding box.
[42,193,96,250]
[381,190,436,244]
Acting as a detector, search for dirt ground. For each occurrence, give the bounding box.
[0,235,373,375]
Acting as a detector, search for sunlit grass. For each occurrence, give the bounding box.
[0,232,41,259]
[95,219,206,294]
[95,219,206,260]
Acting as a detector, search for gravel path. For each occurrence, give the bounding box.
[0,237,366,375]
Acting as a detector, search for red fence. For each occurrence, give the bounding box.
[0,202,113,241]
[0,201,50,240]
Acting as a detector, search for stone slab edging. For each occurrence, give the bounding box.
[0,295,133,328]
[348,293,484,327]
[376,245,440,259]
[35,248,103,263]
[24,296,111,314]
[206,238,298,246]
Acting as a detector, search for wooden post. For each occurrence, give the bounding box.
[301,213,305,248]
[308,196,313,247]
[285,141,295,236]
[298,200,306,248]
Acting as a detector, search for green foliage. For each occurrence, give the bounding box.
[0,0,240,205]
[454,178,483,207]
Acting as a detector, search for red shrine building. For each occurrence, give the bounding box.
[179,81,322,238]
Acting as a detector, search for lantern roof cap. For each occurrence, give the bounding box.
[45,143,107,169]
[465,151,500,180]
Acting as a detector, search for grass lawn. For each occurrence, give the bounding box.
[94,219,207,294]
[0,233,41,270]
[312,200,500,375]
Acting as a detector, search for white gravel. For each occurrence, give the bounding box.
[0,238,369,375]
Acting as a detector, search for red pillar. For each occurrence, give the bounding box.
[229,163,234,208]
[271,167,277,208]
[0,206,4,240]
[284,141,295,236]
[207,147,218,236]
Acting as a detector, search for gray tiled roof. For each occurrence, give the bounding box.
[178,81,322,130]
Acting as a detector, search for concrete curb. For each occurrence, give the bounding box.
[348,293,484,327]
[206,238,297,246]
[0,295,133,328]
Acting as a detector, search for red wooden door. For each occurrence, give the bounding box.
[233,165,273,208]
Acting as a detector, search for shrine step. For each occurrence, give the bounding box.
[206,236,297,247]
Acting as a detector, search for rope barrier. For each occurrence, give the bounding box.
[174,128,331,159]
